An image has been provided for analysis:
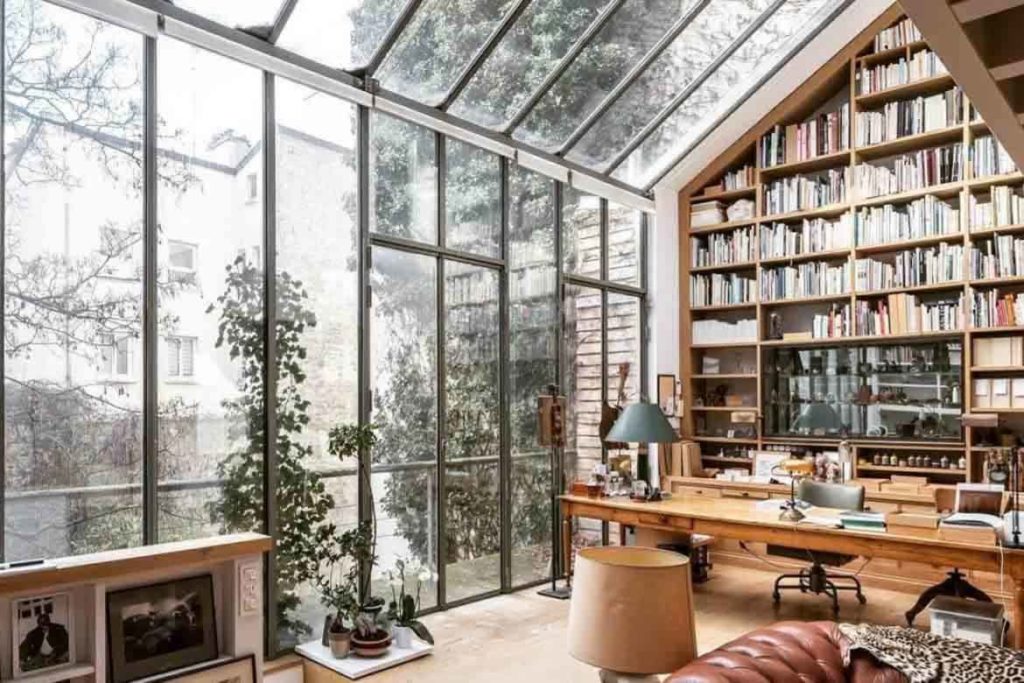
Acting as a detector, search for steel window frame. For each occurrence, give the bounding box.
[267,0,299,44]
[361,0,427,78]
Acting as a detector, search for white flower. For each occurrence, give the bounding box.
[417,568,432,582]
[389,577,403,589]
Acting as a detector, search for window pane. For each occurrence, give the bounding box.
[377,0,516,106]
[444,262,500,602]
[613,0,834,188]
[508,165,557,585]
[562,188,602,279]
[277,0,408,70]
[514,0,697,151]
[370,247,438,608]
[565,0,772,169]
[173,0,285,31]
[370,112,438,244]
[449,0,607,129]
[607,203,641,287]
[445,139,501,257]
[3,0,144,560]
[156,39,264,544]
[273,78,360,649]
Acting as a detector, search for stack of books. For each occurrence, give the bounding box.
[852,143,964,199]
[690,200,726,227]
[764,170,847,215]
[971,235,1024,279]
[839,510,887,532]
[854,195,960,246]
[971,136,1018,177]
[856,293,963,335]
[855,244,964,290]
[855,88,962,146]
[971,290,1024,328]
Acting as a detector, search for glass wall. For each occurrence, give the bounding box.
[0,0,648,656]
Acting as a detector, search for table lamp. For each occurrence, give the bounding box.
[605,402,678,491]
[774,458,814,521]
[568,546,696,682]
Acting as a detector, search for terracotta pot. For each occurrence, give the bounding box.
[328,629,351,659]
[351,630,392,658]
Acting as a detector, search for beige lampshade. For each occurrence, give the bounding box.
[567,546,696,675]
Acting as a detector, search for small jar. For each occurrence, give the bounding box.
[941,455,950,469]
[957,456,966,470]
[873,453,881,465]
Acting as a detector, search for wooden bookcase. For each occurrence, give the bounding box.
[679,6,1024,486]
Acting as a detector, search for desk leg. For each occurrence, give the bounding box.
[1015,580,1024,649]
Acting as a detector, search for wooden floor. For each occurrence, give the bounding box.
[335,562,961,682]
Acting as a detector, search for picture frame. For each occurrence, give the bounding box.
[146,654,255,683]
[752,451,789,484]
[106,574,218,683]
[12,592,75,679]
[656,374,676,416]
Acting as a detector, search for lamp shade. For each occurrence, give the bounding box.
[605,402,678,444]
[568,547,696,675]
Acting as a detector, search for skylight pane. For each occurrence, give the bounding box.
[172,0,285,31]
[613,0,836,188]
[565,0,773,169]
[276,0,408,70]
[512,0,700,152]
[377,0,517,106]
[448,0,607,129]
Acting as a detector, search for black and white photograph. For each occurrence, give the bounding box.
[12,593,74,678]
[106,575,218,683]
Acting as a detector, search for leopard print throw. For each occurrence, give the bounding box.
[839,623,1024,682]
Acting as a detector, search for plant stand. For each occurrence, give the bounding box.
[296,638,432,679]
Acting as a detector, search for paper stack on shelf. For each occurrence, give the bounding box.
[691,318,757,345]
[690,200,726,227]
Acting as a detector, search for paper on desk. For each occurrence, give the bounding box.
[754,498,784,511]
[797,513,842,528]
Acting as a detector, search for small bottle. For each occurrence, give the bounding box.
[941,455,950,469]
[957,456,966,470]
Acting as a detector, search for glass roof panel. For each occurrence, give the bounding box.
[564,0,773,169]
[276,0,409,70]
[376,0,518,106]
[448,0,608,129]
[613,0,835,188]
[171,0,285,31]
[512,0,701,152]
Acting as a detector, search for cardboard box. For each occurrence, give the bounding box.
[990,378,1011,409]
[974,336,1023,367]
[974,378,992,409]
[1014,378,1024,409]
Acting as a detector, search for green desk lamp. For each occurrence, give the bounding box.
[605,402,679,498]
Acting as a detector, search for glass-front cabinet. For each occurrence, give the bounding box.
[763,342,963,442]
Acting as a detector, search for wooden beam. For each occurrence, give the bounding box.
[902,0,1024,177]
[953,0,1024,23]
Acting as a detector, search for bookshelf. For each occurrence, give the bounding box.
[679,8,1024,487]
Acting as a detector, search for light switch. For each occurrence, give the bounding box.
[239,561,261,617]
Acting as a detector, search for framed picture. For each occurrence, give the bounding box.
[147,654,255,683]
[106,574,218,683]
[657,374,676,416]
[752,451,789,483]
[12,592,75,678]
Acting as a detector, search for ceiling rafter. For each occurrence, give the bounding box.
[267,0,299,44]
[361,0,426,78]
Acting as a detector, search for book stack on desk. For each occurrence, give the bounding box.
[839,510,887,531]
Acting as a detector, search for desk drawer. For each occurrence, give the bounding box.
[675,486,722,498]
[722,488,770,500]
[637,512,694,531]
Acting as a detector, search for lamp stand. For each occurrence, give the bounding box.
[779,476,805,522]
[539,437,571,600]
[598,670,659,683]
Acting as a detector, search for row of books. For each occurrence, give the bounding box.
[851,143,963,199]
[759,215,853,259]
[968,186,1024,230]
[971,290,1024,328]
[854,88,962,147]
[810,304,852,338]
[853,195,961,246]
[760,262,852,301]
[854,244,964,290]
[873,17,920,52]
[764,169,846,215]
[971,136,1018,178]
[689,273,755,307]
[970,236,1024,279]
[692,318,757,345]
[759,105,851,167]
[690,227,756,268]
[722,165,755,191]
[856,294,963,336]
[856,49,947,96]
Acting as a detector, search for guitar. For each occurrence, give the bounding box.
[600,362,630,450]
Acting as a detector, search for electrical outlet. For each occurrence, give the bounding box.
[238,561,261,617]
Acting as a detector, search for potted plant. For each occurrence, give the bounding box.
[328,423,380,602]
[309,522,374,658]
[387,559,435,649]
[351,608,393,657]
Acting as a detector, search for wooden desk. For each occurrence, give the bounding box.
[561,494,1024,648]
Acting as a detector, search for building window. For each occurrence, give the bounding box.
[100,335,132,379]
[167,336,196,378]
[168,240,197,282]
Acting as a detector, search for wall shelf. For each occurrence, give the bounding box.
[854,73,956,107]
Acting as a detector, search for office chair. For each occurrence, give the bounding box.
[768,479,867,616]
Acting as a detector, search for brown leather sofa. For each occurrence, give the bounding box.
[668,621,908,683]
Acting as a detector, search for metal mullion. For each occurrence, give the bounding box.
[562,273,644,297]
[552,180,565,580]
[600,285,609,546]
[142,34,158,546]
[357,106,373,598]
[557,0,711,155]
[604,0,787,175]
[435,132,447,607]
[267,0,300,44]
[362,0,427,78]
[262,71,281,656]
[440,0,535,111]
[368,233,505,269]
[640,0,853,192]
[502,0,625,134]
[639,212,649,402]
[0,0,7,561]
[498,158,512,591]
